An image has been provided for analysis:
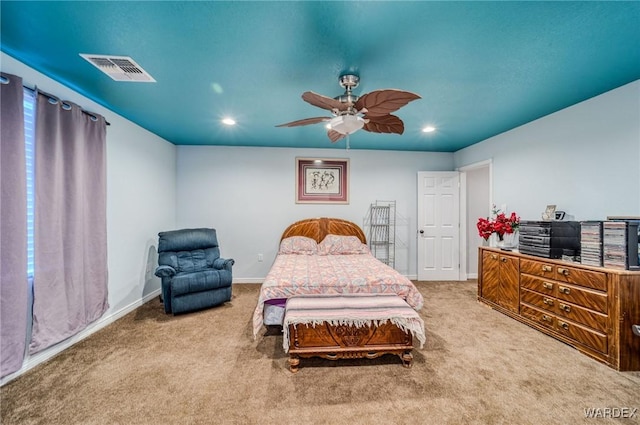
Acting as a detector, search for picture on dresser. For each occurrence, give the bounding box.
[542,204,556,220]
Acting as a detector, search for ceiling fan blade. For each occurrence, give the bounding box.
[302,91,352,112]
[276,116,329,127]
[356,89,421,117]
[362,114,405,135]
[327,129,346,143]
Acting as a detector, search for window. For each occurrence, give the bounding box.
[24,88,35,278]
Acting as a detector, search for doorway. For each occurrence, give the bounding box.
[458,160,492,279]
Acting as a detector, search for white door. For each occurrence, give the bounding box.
[417,172,460,280]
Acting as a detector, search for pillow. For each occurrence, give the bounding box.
[318,234,370,255]
[278,236,318,255]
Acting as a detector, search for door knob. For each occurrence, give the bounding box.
[419,230,424,234]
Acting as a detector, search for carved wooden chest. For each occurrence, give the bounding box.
[283,294,425,372]
[287,321,414,372]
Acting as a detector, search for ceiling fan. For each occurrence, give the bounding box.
[276,74,421,143]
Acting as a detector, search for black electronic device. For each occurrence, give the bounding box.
[518,220,580,259]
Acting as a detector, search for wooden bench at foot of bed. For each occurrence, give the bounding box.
[287,321,414,373]
[283,294,426,373]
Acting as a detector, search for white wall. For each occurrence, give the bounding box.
[176,146,454,280]
[1,53,176,383]
[104,116,176,312]
[454,80,640,221]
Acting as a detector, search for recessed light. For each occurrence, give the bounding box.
[422,126,436,133]
[221,117,236,126]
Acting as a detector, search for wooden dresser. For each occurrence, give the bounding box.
[478,247,640,371]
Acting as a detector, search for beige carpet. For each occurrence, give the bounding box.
[1,281,639,425]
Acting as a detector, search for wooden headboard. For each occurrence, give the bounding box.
[280,217,367,244]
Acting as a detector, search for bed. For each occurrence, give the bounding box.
[252,217,425,339]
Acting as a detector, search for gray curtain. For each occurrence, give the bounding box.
[29,93,109,354]
[0,73,29,377]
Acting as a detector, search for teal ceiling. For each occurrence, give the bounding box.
[1,1,639,152]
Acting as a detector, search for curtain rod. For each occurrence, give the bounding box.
[1,73,111,126]
[0,75,111,125]
[22,83,111,126]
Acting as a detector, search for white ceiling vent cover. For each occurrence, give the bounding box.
[80,54,156,82]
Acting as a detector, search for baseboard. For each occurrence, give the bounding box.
[232,278,264,284]
[0,288,161,386]
[467,273,478,279]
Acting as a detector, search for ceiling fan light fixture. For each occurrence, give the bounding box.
[329,115,365,135]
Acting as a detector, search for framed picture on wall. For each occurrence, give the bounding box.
[295,158,349,204]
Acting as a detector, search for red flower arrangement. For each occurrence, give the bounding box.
[477,208,520,241]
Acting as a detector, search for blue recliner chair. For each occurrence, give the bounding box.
[154,228,234,314]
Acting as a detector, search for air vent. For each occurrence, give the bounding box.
[79,54,156,82]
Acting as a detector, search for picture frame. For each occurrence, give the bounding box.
[295,158,349,204]
[542,204,557,220]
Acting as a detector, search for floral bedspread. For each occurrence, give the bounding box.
[252,253,424,338]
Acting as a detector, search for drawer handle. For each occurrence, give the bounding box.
[559,303,571,313]
[558,286,571,295]
[543,297,554,306]
[558,321,569,331]
[541,314,553,323]
[557,267,570,276]
[501,257,508,263]
[542,282,554,290]
[542,265,553,272]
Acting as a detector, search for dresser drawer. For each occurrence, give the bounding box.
[555,282,607,314]
[520,288,555,313]
[521,288,608,333]
[520,274,556,296]
[520,304,556,330]
[520,259,556,279]
[555,299,608,333]
[521,304,608,354]
[554,265,607,291]
[556,317,608,354]
[520,258,607,292]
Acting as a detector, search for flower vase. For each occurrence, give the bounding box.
[488,233,498,247]
[497,231,519,250]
